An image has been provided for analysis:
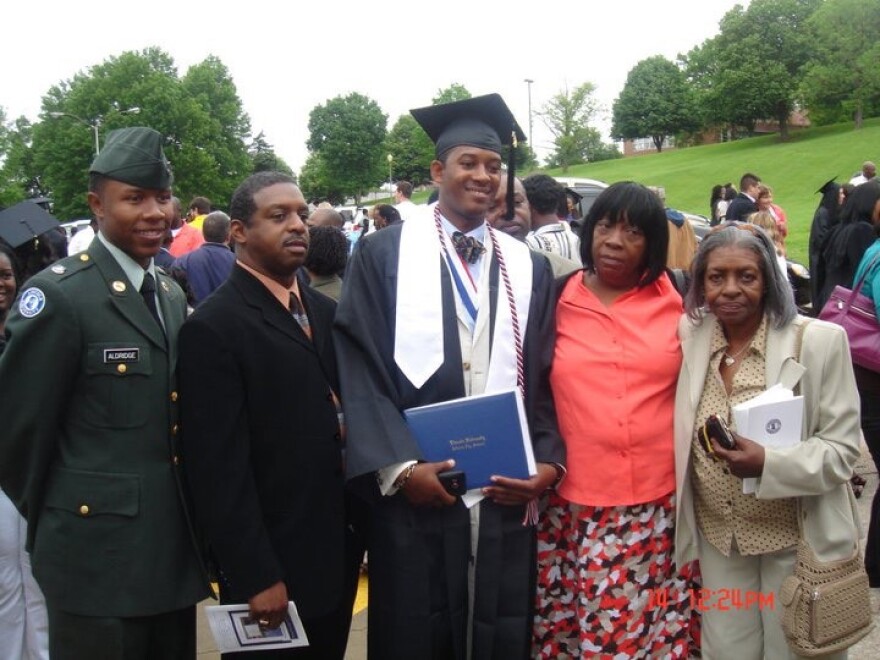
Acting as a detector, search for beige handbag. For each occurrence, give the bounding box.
[778,319,873,655]
[779,532,873,656]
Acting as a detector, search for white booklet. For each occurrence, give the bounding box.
[732,384,803,494]
[205,602,309,653]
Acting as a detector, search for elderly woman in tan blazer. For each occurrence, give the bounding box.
[673,223,862,659]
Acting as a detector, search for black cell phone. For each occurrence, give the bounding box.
[438,470,467,496]
[700,414,737,453]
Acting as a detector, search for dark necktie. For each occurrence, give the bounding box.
[291,291,347,444]
[451,231,485,265]
[140,271,163,332]
[290,292,312,340]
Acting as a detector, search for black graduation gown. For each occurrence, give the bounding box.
[817,219,874,312]
[333,225,564,660]
[808,206,836,308]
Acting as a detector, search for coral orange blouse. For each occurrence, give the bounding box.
[551,272,682,506]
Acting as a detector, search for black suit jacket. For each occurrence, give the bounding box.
[724,192,757,222]
[178,265,346,620]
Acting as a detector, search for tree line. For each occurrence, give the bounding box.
[0,0,877,218]
[612,0,879,151]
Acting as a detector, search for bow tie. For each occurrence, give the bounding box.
[451,231,485,264]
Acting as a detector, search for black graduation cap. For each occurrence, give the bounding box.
[0,200,60,249]
[411,94,526,221]
[411,93,525,157]
[816,178,837,194]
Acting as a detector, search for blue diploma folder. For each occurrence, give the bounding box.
[403,388,536,490]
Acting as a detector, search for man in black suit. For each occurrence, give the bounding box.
[177,171,350,659]
[725,172,762,221]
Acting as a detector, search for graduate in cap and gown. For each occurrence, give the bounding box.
[333,94,565,660]
[0,127,211,659]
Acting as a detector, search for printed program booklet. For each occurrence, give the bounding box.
[732,384,803,494]
[204,601,308,653]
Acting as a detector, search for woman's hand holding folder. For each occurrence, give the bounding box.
[483,463,558,505]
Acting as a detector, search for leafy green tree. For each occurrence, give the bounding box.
[306,93,388,203]
[0,111,42,208]
[249,131,294,176]
[543,125,610,169]
[681,40,728,136]
[432,84,472,105]
[539,83,600,173]
[611,56,699,152]
[385,115,434,185]
[683,41,771,137]
[511,143,539,175]
[0,107,9,167]
[588,141,623,163]
[800,0,880,127]
[298,152,346,205]
[729,0,818,137]
[691,0,820,139]
[31,48,253,219]
[32,49,180,218]
[178,55,253,205]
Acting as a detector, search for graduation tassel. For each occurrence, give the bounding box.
[504,130,517,222]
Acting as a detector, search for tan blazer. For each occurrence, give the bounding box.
[674,313,862,566]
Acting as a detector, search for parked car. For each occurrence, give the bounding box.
[554,177,607,225]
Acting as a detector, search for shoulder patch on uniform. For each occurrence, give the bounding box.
[18,287,46,318]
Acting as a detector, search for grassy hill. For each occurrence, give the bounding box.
[540,118,880,264]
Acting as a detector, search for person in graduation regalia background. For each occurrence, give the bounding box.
[333,94,565,660]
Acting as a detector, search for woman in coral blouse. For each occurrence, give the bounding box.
[533,182,695,658]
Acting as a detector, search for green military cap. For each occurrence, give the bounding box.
[89,127,173,189]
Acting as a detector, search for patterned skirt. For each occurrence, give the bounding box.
[533,490,699,659]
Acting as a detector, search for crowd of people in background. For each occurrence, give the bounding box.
[0,95,878,660]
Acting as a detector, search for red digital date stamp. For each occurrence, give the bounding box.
[648,587,775,611]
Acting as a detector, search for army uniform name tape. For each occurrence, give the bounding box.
[104,348,140,363]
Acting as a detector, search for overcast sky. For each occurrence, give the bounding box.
[2,0,748,172]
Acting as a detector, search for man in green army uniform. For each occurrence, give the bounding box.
[0,127,211,658]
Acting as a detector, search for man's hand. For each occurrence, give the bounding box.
[248,581,288,630]
[483,462,558,505]
[712,434,765,479]
[401,460,457,508]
